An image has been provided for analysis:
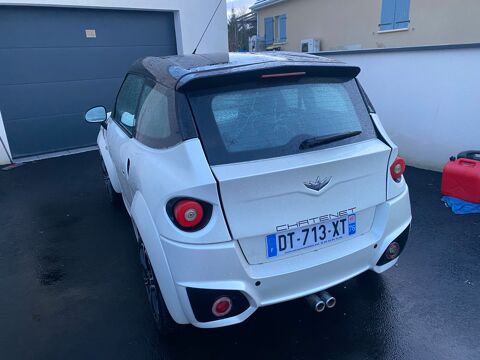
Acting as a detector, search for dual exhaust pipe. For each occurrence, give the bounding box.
[306,291,336,313]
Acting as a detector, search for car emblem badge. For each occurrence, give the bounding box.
[304,176,332,192]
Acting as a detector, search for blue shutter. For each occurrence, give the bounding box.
[379,0,395,30]
[279,14,287,42]
[394,0,410,29]
[264,17,274,45]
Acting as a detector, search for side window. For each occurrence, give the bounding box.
[135,82,181,148]
[113,74,145,135]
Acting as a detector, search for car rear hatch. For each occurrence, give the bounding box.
[184,64,391,264]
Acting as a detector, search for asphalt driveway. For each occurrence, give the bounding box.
[0,151,479,359]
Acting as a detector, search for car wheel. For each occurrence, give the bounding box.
[139,242,179,335]
[101,160,122,206]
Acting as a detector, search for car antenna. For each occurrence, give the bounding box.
[192,0,223,55]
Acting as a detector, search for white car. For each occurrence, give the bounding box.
[85,52,411,333]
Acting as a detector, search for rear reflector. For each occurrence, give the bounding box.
[376,225,410,266]
[390,157,406,181]
[261,72,306,79]
[187,288,249,322]
[212,297,232,317]
[385,241,401,260]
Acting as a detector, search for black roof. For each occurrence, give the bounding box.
[129,52,360,90]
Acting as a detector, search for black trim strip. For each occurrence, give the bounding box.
[355,79,376,113]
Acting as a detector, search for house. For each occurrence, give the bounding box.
[0,0,227,165]
[251,1,479,172]
[251,0,480,52]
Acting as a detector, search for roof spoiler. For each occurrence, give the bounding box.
[177,64,361,91]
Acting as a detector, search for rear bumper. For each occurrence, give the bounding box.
[161,186,411,328]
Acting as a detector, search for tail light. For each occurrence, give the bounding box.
[261,71,306,79]
[168,198,212,231]
[390,157,406,181]
[173,199,204,228]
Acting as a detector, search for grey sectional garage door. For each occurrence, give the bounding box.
[0,6,177,159]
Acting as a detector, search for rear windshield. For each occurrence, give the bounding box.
[187,77,376,165]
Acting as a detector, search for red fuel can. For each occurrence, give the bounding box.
[442,156,480,203]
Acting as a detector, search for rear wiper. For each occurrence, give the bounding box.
[299,130,362,150]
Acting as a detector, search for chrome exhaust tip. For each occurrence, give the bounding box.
[306,294,326,313]
[319,291,336,309]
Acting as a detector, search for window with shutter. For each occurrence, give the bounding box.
[264,17,274,45]
[379,0,410,31]
[394,0,411,29]
[379,0,395,30]
[279,14,287,43]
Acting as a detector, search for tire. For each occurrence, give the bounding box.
[139,242,179,335]
[101,160,122,206]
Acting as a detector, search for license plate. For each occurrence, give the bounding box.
[266,214,357,258]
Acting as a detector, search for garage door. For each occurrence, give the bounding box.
[0,6,177,159]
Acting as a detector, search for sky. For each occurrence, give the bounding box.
[226,0,256,15]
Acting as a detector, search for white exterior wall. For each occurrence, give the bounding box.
[329,46,480,171]
[0,0,228,164]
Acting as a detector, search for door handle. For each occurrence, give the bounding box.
[127,158,131,175]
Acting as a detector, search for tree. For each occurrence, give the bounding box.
[228,7,257,52]
[228,8,238,52]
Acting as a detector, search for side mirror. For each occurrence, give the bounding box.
[85,106,107,123]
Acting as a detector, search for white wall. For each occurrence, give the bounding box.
[329,46,480,171]
[0,0,228,55]
[0,111,12,165]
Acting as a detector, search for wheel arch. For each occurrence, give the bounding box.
[130,191,189,324]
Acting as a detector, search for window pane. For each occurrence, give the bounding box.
[210,81,363,153]
[114,74,144,133]
[188,78,376,165]
[136,84,180,148]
